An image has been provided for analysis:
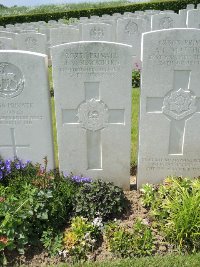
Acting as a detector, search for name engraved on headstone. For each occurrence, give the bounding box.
[148,40,200,66]
[58,49,121,77]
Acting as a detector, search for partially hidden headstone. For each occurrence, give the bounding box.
[116,17,147,68]
[0,37,15,49]
[81,23,114,41]
[51,41,132,189]
[137,29,200,187]
[0,51,55,169]
[151,13,185,30]
[15,33,47,54]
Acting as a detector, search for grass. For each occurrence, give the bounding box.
[49,65,140,171]
[50,253,200,267]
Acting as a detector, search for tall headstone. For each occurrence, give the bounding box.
[51,41,132,189]
[0,51,55,168]
[138,29,200,187]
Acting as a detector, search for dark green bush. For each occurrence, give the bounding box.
[73,179,128,221]
[1,0,200,26]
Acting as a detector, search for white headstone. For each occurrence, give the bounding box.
[50,27,79,46]
[0,37,15,49]
[138,28,200,187]
[81,23,114,41]
[117,17,146,68]
[187,4,195,10]
[187,10,200,28]
[0,51,55,168]
[51,41,132,189]
[15,33,47,54]
[151,13,185,31]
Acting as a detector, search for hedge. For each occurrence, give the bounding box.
[0,0,199,26]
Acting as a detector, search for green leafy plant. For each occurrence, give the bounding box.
[104,218,155,258]
[62,216,103,262]
[142,177,200,252]
[41,227,63,257]
[140,183,155,208]
[73,179,128,221]
[132,70,140,88]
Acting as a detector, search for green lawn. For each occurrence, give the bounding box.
[51,253,200,267]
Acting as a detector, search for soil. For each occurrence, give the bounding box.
[5,177,174,267]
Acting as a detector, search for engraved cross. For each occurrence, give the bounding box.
[62,82,125,170]
[0,128,30,158]
[146,70,200,155]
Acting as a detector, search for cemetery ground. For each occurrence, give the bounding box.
[1,74,200,266]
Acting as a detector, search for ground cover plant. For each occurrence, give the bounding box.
[0,158,128,265]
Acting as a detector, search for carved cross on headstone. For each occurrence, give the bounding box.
[62,82,125,170]
[146,70,200,155]
[0,128,29,158]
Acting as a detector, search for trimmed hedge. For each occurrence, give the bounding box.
[0,0,199,26]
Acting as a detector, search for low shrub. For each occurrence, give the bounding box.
[62,216,103,262]
[73,179,128,221]
[140,177,200,252]
[104,219,155,258]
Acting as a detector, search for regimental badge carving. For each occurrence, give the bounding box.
[0,63,24,98]
[125,21,138,35]
[25,37,37,49]
[90,27,104,40]
[77,98,109,131]
[162,88,197,120]
[159,17,174,29]
[0,41,5,50]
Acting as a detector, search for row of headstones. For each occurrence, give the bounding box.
[1,27,200,189]
[1,4,200,67]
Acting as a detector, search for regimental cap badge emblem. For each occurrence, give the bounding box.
[125,21,138,35]
[0,63,24,98]
[90,27,104,40]
[77,98,109,131]
[162,88,197,120]
[159,17,174,29]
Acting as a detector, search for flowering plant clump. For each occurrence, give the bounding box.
[0,158,31,183]
[62,216,103,262]
[71,175,92,184]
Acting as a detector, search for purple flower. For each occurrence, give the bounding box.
[0,171,3,180]
[71,175,92,183]
[15,162,21,170]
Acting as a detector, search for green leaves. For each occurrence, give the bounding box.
[73,180,128,221]
[141,177,200,252]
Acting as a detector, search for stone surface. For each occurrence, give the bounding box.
[51,41,132,189]
[50,26,79,46]
[116,17,146,68]
[137,29,200,187]
[81,23,113,41]
[0,37,15,49]
[15,33,47,54]
[0,51,55,169]
[151,13,185,30]
[187,10,200,28]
